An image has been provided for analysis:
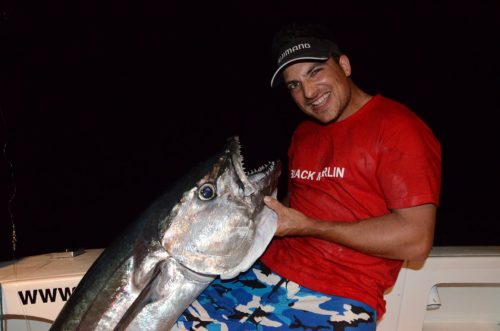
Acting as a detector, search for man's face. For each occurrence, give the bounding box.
[282,56,353,123]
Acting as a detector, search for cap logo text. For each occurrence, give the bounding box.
[278,43,311,64]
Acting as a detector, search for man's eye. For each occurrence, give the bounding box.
[287,82,299,90]
[311,68,322,77]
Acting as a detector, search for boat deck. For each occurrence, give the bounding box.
[1,246,499,330]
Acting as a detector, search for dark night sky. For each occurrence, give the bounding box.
[1,1,499,262]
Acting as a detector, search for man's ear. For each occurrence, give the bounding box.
[338,55,352,77]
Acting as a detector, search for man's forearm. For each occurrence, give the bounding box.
[265,196,436,261]
[303,204,436,261]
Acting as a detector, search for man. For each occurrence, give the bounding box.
[174,23,441,330]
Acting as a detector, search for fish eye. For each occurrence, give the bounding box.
[198,182,216,201]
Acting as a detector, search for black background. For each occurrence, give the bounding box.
[1,1,499,262]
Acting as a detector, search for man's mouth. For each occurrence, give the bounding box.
[310,92,330,108]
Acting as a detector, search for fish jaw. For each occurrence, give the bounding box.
[161,136,281,276]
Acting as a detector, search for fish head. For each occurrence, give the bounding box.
[161,136,281,276]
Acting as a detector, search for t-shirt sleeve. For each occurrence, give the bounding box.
[377,114,442,210]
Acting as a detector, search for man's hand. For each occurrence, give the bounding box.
[264,196,314,237]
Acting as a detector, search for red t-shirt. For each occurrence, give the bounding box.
[260,94,441,318]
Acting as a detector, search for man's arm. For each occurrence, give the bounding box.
[264,196,436,261]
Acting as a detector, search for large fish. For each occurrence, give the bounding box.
[49,136,281,331]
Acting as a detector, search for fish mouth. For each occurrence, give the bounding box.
[228,137,281,197]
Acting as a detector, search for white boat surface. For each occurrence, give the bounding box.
[1,246,499,331]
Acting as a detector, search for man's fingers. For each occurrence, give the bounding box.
[264,196,281,211]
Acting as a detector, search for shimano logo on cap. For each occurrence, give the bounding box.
[277,43,311,64]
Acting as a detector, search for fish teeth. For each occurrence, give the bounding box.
[246,161,274,176]
[232,137,275,177]
[232,136,247,173]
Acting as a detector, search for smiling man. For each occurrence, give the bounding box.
[261,23,442,329]
[174,23,441,331]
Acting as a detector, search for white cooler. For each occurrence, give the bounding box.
[0,249,103,331]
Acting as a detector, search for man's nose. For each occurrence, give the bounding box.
[302,80,317,99]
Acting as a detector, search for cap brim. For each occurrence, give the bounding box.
[270,55,329,88]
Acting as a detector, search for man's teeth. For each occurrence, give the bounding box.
[312,93,329,106]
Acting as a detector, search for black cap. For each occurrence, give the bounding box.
[270,38,341,87]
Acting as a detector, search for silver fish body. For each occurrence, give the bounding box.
[49,137,281,331]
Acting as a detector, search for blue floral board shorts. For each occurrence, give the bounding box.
[173,261,377,331]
